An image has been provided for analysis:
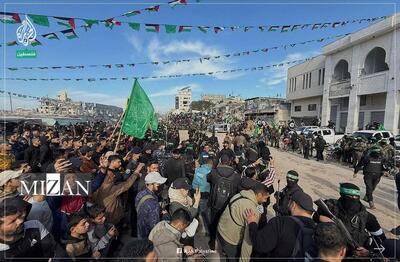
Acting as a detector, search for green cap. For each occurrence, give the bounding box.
[339,183,360,196]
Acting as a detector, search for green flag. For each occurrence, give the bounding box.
[28,14,49,26]
[165,24,176,33]
[128,22,140,31]
[121,80,158,139]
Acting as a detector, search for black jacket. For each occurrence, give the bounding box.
[24,145,41,172]
[249,216,316,261]
[163,158,186,186]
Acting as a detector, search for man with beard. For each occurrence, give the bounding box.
[135,172,167,239]
[24,137,41,173]
[217,141,236,164]
[0,197,62,260]
[273,170,303,216]
[315,183,386,259]
[163,149,186,186]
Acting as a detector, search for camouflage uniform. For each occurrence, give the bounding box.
[352,138,367,168]
[381,143,395,160]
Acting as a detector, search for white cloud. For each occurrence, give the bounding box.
[259,50,320,88]
[67,90,126,107]
[127,34,143,53]
[146,37,240,80]
[149,83,201,98]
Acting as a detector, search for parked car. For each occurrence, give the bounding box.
[295,126,319,135]
[351,130,393,142]
[305,127,344,145]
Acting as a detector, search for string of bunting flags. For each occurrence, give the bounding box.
[0,13,386,47]
[0,90,41,100]
[4,33,349,71]
[1,56,315,82]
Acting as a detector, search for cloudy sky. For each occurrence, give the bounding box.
[1,0,396,112]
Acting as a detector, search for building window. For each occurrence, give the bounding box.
[302,75,305,89]
[318,69,321,85]
[294,77,296,91]
[308,104,317,111]
[364,47,389,75]
[333,59,350,81]
[308,72,312,88]
[360,95,367,106]
[322,68,325,85]
[295,106,301,112]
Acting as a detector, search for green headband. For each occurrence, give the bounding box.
[340,187,360,196]
[287,173,299,181]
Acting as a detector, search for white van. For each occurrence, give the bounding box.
[306,127,344,145]
[211,123,231,133]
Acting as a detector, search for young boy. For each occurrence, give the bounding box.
[87,204,118,257]
[62,214,100,259]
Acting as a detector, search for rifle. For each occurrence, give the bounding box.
[314,199,359,250]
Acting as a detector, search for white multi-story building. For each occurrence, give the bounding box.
[287,13,399,135]
[287,55,325,125]
[175,87,192,112]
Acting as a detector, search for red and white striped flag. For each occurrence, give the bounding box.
[262,167,276,187]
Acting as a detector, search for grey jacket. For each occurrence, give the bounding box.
[169,201,198,218]
[149,221,183,262]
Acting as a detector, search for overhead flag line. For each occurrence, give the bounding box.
[1,56,317,82]
[3,33,349,71]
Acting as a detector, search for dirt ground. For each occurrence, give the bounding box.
[179,130,398,237]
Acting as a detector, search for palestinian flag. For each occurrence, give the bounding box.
[61,29,78,39]
[0,12,21,24]
[115,64,124,68]
[42,33,59,40]
[145,24,160,32]
[145,5,160,12]
[104,18,121,29]
[168,0,187,8]
[31,39,42,46]
[54,17,75,29]
[88,78,96,82]
[214,26,224,33]
[198,26,209,33]
[178,25,191,32]
[124,10,141,17]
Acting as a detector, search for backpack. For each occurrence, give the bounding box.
[210,172,235,210]
[290,217,317,261]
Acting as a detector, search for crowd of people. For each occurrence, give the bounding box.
[0,118,399,261]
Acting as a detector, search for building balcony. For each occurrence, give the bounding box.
[329,79,351,97]
[359,71,388,95]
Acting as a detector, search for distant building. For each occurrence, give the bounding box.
[244,97,290,124]
[175,87,192,112]
[201,94,226,104]
[287,55,325,126]
[38,91,122,121]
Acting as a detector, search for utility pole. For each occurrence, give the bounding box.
[9,93,13,112]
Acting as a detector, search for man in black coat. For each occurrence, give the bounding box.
[24,137,41,172]
[163,148,186,186]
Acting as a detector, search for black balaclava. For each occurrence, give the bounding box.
[286,170,299,188]
[338,183,361,215]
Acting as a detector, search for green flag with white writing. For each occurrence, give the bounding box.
[121,80,158,139]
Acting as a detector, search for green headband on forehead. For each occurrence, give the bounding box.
[340,187,360,196]
[287,173,299,180]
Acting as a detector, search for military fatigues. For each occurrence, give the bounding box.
[352,140,367,168]
[355,154,384,203]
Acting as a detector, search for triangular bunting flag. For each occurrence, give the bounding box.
[84,19,99,28]
[28,14,49,26]
[42,32,59,40]
[54,16,75,29]
[31,39,42,46]
[198,26,209,33]
[178,25,191,32]
[6,41,18,46]
[169,0,187,7]
[61,29,78,39]
[115,64,124,68]
[145,5,160,12]
[104,18,121,29]
[124,10,141,17]
[128,22,140,31]
[0,12,21,24]
[214,26,224,33]
[145,24,160,32]
[165,24,177,33]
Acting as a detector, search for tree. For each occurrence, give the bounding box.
[190,100,213,111]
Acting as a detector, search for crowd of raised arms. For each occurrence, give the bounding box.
[0,115,399,261]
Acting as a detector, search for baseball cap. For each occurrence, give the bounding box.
[172,178,191,190]
[291,191,315,212]
[131,146,142,155]
[145,172,167,185]
[0,170,22,187]
[104,151,118,159]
